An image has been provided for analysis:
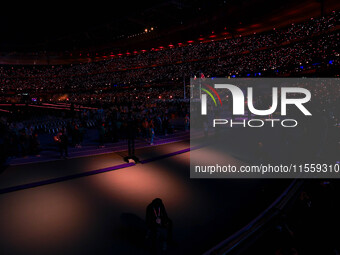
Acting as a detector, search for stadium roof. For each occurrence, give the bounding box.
[1,0,339,64]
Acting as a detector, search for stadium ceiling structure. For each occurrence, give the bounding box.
[0,0,339,64]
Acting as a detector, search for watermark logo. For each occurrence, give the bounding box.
[201,84,311,116]
[190,78,339,179]
[200,83,223,111]
[200,83,312,128]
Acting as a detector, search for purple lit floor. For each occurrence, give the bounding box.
[0,141,290,255]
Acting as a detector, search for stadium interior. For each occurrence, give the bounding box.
[0,0,339,254]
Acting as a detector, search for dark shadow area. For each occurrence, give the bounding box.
[116,213,148,249]
[239,179,340,255]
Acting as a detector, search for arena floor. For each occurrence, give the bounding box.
[0,141,290,255]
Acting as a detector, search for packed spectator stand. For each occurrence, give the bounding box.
[0,11,339,162]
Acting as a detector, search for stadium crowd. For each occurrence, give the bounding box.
[0,11,338,97]
[0,11,339,161]
[0,91,189,160]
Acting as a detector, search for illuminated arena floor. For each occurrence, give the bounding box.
[0,141,290,255]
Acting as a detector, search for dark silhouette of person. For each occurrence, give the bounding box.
[70,102,75,120]
[146,198,172,251]
[126,112,136,158]
[0,122,9,172]
[55,127,69,159]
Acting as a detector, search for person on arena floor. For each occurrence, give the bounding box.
[149,120,155,145]
[55,127,69,159]
[126,112,138,162]
[145,198,173,251]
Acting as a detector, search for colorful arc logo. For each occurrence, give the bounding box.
[200,83,222,107]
